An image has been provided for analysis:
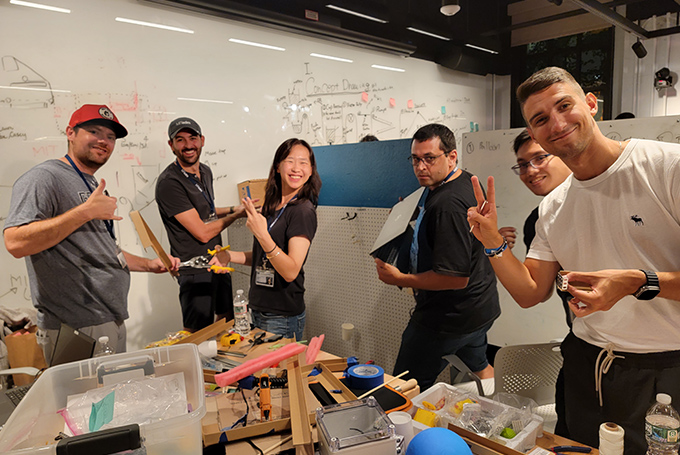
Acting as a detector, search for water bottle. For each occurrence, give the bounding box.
[233,289,250,336]
[645,393,680,454]
[94,336,115,357]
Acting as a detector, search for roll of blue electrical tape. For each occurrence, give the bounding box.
[347,364,384,390]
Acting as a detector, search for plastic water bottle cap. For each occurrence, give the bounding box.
[99,336,109,344]
[236,289,244,294]
[657,393,672,405]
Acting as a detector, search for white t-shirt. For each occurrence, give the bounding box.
[528,139,680,353]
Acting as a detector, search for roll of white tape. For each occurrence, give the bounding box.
[198,340,217,358]
[599,422,625,455]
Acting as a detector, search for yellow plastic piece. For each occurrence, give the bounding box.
[453,398,476,415]
[422,400,436,411]
[413,408,437,427]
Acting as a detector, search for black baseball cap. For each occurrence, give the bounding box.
[168,117,202,140]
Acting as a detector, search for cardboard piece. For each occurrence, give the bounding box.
[237,179,267,204]
[129,210,179,277]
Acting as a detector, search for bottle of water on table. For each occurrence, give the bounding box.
[233,289,250,336]
[646,393,680,454]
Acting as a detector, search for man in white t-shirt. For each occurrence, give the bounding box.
[467,66,680,454]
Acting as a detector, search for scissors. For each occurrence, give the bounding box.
[179,245,235,273]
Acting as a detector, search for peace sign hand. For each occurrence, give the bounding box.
[467,176,504,248]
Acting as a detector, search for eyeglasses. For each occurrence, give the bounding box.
[408,153,446,166]
[511,154,553,175]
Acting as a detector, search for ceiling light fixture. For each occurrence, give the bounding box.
[371,64,405,73]
[406,27,451,41]
[326,5,388,24]
[440,0,460,16]
[177,97,233,104]
[0,85,70,93]
[9,0,70,13]
[310,53,353,63]
[228,38,285,51]
[115,17,194,34]
[465,43,499,55]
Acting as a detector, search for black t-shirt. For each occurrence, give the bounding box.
[156,161,222,274]
[523,207,539,252]
[410,170,500,334]
[249,199,317,316]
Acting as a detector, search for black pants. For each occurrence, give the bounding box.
[561,332,680,454]
[178,272,233,331]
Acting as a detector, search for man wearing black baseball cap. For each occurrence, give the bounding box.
[3,104,179,364]
[156,117,246,332]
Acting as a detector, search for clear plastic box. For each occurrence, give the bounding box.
[0,344,205,455]
[409,382,543,453]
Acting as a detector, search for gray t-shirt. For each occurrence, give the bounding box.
[4,159,130,330]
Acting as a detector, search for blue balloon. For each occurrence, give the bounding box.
[405,428,473,455]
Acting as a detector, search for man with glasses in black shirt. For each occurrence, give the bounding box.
[375,123,500,390]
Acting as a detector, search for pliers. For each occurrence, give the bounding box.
[179,245,235,273]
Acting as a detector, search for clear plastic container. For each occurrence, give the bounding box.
[0,344,205,455]
[646,393,680,455]
[233,289,250,336]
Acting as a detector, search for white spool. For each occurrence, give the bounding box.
[599,422,625,455]
[341,322,354,341]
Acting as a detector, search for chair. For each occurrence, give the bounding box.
[444,341,563,432]
[494,341,562,406]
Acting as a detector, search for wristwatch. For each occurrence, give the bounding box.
[633,269,660,300]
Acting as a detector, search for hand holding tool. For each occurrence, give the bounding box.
[179,245,234,272]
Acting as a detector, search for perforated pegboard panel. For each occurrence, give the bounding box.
[304,206,414,372]
[225,218,253,294]
[227,207,453,382]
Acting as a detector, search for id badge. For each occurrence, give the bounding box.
[255,267,275,287]
[205,212,218,222]
[116,245,128,269]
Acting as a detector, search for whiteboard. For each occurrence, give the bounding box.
[0,0,493,349]
[462,115,680,346]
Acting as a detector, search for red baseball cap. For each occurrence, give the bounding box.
[68,104,128,138]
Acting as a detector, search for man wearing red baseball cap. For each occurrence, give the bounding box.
[3,104,179,364]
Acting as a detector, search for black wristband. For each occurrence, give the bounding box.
[264,244,277,254]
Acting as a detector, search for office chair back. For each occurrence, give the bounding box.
[494,342,562,406]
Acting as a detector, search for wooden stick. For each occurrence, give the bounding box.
[263,434,293,454]
[357,370,409,399]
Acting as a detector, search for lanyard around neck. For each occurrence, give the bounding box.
[64,155,116,241]
[175,161,215,214]
[268,194,298,232]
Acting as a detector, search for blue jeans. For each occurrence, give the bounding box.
[251,309,305,341]
[393,318,493,391]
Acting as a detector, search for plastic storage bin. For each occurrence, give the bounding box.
[409,382,543,453]
[0,344,205,455]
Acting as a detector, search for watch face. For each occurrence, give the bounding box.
[635,285,661,300]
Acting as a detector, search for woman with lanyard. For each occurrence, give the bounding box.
[216,138,321,340]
